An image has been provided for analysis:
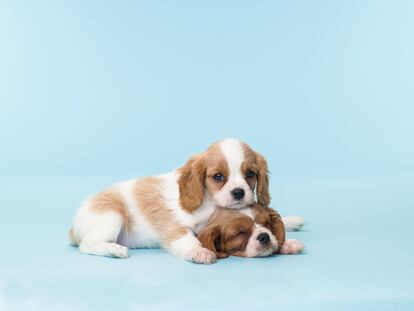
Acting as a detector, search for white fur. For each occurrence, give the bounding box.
[186,247,217,264]
[168,232,202,257]
[213,139,254,209]
[243,224,279,257]
[240,207,255,219]
[76,211,128,258]
[282,216,305,231]
[115,180,160,248]
[168,232,216,264]
[279,239,305,254]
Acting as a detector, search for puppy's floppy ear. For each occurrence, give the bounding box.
[264,206,285,253]
[178,154,206,213]
[255,152,270,206]
[198,225,228,259]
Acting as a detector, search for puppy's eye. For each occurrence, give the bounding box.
[246,170,255,178]
[237,230,247,237]
[213,173,224,182]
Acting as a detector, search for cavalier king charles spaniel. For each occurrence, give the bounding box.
[69,138,303,264]
[198,203,305,258]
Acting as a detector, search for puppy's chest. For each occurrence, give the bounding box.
[174,201,217,234]
[193,216,212,235]
[162,174,218,233]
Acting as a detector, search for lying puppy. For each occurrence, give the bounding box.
[198,204,305,258]
[69,139,271,264]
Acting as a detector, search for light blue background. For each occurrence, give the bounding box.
[0,1,413,310]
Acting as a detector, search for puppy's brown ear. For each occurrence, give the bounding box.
[198,225,228,259]
[178,154,206,213]
[264,206,285,253]
[255,152,270,206]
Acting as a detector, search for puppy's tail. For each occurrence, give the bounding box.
[282,216,305,231]
[68,227,78,246]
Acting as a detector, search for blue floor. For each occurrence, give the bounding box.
[1,173,413,310]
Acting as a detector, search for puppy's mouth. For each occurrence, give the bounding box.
[227,201,246,209]
[227,197,254,209]
[257,249,273,257]
[256,246,275,257]
[255,241,278,257]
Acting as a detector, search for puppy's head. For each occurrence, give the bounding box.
[198,204,285,258]
[178,139,270,212]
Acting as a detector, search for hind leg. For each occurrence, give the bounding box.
[79,241,128,258]
[77,211,128,259]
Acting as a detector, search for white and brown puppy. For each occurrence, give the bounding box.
[69,139,270,264]
[198,203,305,258]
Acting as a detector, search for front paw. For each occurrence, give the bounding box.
[185,247,217,264]
[279,239,305,254]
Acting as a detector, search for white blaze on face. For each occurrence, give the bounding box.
[214,139,254,209]
[240,208,278,257]
[244,225,278,258]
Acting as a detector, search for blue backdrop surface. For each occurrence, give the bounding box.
[0,1,413,310]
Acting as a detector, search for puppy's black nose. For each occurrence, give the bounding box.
[231,188,245,200]
[257,232,270,244]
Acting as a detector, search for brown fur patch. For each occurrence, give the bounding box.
[242,143,270,206]
[134,177,188,244]
[179,139,269,213]
[199,203,286,257]
[90,190,132,231]
[178,142,229,212]
[240,160,259,191]
[178,154,207,213]
[198,209,254,258]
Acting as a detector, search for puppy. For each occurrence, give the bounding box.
[69,139,270,264]
[198,204,305,258]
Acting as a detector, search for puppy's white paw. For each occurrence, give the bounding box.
[282,216,305,231]
[279,239,305,255]
[110,243,129,259]
[185,247,217,264]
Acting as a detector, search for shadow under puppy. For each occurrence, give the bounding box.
[198,203,305,258]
